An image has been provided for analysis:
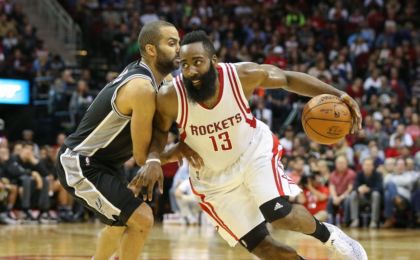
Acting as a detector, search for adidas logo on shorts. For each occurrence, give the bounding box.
[274,202,283,211]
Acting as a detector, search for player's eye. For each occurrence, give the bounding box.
[182,63,189,69]
[195,60,202,66]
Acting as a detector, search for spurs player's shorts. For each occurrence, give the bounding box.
[56,145,143,226]
[189,122,301,247]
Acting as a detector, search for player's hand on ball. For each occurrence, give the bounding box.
[128,162,163,201]
[340,93,362,134]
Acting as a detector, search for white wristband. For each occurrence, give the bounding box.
[145,158,161,165]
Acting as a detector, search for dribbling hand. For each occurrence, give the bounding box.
[128,161,163,201]
[340,93,362,134]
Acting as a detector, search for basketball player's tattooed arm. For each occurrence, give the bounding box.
[235,62,362,134]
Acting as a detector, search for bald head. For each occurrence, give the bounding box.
[335,155,348,173]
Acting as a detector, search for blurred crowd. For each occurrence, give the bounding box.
[0,0,420,228]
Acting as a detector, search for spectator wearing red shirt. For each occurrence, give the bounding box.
[406,113,420,141]
[328,155,357,225]
[299,172,329,222]
[287,156,306,185]
[346,78,364,100]
[264,45,287,69]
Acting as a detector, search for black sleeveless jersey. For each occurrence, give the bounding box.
[64,61,159,166]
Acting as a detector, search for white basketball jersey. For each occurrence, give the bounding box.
[173,63,258,172]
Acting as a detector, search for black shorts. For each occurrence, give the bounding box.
[56,145,143,226]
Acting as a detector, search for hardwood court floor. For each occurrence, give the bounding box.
[0,222,419,260]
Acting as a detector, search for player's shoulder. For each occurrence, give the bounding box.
[158,79,177,97]
[157,79,178,106]
[231,62,261,76]
[125,77,156,94]
[156,80,178,115]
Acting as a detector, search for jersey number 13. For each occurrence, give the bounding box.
[209,131,232,151]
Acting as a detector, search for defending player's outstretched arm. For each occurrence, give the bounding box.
[128,82,203,201]
[235,62,362,133]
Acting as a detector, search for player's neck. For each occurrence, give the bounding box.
[141,58,166,86]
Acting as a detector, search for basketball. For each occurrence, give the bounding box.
[302,94,352,145]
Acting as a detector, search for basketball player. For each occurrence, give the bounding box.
[56,21,200,260]
[137,31,367,259]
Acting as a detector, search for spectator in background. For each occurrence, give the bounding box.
[328,1,348,21]
[317,159,331,185]
[297,171,329,222]
[363,69,381,101]
[359,141,385,168]
[155,132,179,220]
[389,124,413,148]
[253,96,272,129]
[40,145,72,222]
[0,180,15,224]
[6,142,50,222]
[368,120,390,149]
[264,46,287,69]
[22,129,39,158]
[280,126,294,156]
[378,157,395,178]
[349,158,382,228]
[406,113,420,141]
[308,58,332,83]
[410,157,420,227]
[69,79,94,128]
[383,158,418,228]
[0,146,18,223]
[287,156,306,185]
[0,119,8,149]
[334,139,355,167]
[169,158,189,215]
[328,155,357,225]
[175,178,200,225]
[52,132,66,156]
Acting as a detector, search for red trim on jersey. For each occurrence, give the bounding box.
[226,63,252,113]
[178,77,189,129]
[271,134,285,196]
[175,76,186,128]
[198,66,225,110]
[226,64,256,128]
[180,130,186,142]
[189,179,239,241]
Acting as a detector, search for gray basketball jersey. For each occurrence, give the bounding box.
[64,60,159,166]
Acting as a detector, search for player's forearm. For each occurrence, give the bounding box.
[147,128,169,162]
[284,71,345,98]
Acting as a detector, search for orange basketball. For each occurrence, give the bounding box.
[302,94,352,145]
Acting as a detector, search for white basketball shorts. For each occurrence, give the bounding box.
[189,122,301,247]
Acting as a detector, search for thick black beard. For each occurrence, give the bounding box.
[155,48,179,75]
[184,64,217,103]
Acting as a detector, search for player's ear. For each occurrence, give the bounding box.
[211,54,218,66]
[145,44,156,57]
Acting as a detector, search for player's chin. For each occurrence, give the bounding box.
[172,61,180,70]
